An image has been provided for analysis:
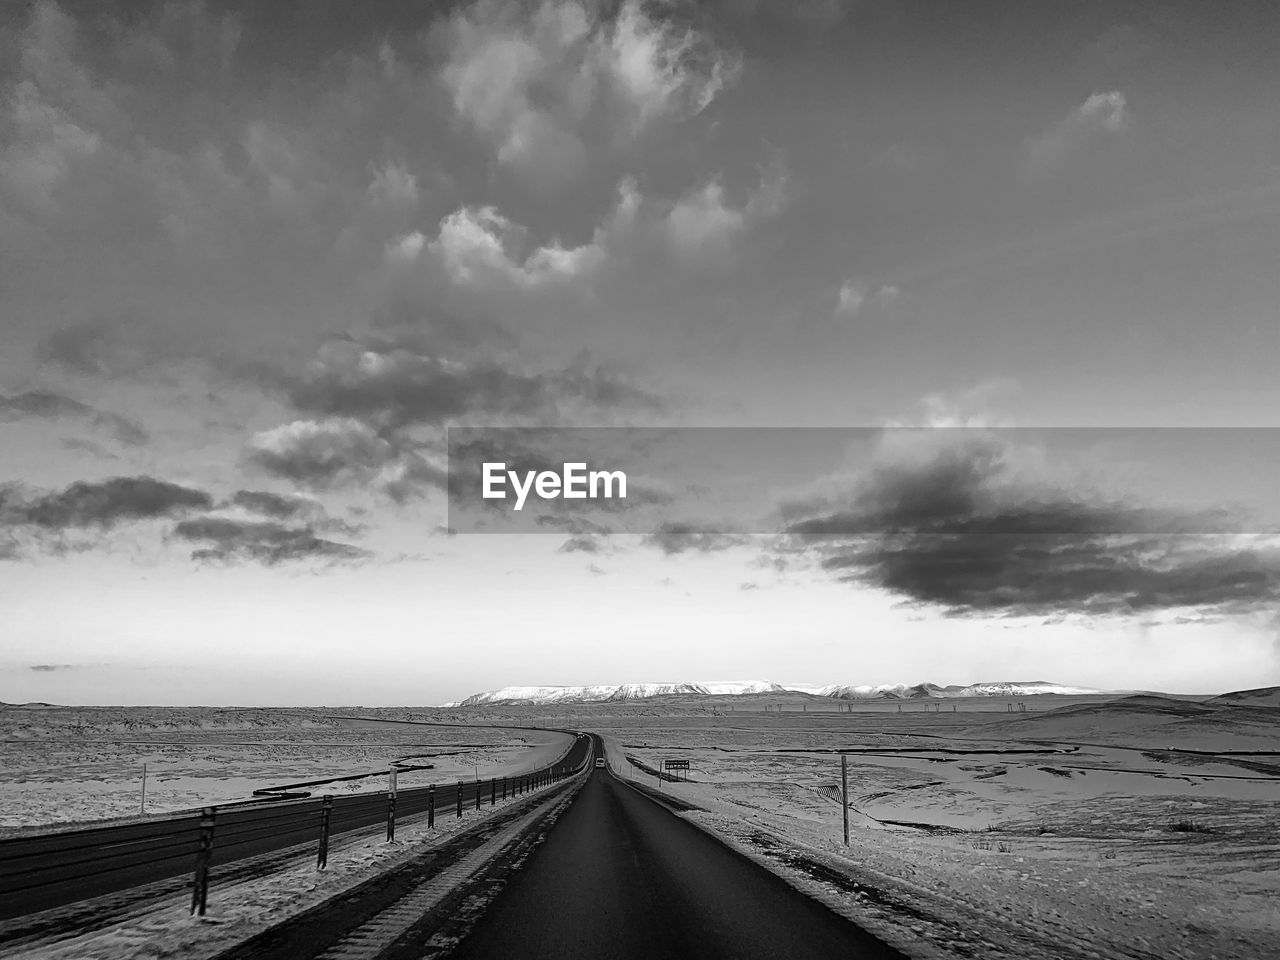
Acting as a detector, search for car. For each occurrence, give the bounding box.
[595,758,605,768]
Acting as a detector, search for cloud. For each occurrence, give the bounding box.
[426,205,606,288]
[606,0,742,127]
[0,1,254,242]
[29,663,76,671]
[242,320,664,503]
[558,534,603,553]
[780,431,1280,617]
[440,0,740,189]
[367,161,421,211]
[263,328,664,432]
[0,390,148,445]
[16,476,212,529]
[36,313,191,380]
[643,521,746,555]
[172,517,369,566]
[227,489,363,533]
[244,419,399,490]
[835,280,899,317]
[0,78,101,212]
[229,489,314,520]
[664,162,786,267]
[1020,91,1129,181]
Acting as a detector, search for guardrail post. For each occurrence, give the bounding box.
[190,806,215,916]
[475,780,481,811]
[428,784,435,828]
[387,765,398,842]
[456,781,463,818]
[490,778,496,806]
[317,795,333,870]
[841,754,850,846]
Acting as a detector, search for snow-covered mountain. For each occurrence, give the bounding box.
[446,680,788,706]
[810,680,1105,700]
[803,682,948,700]
[952,681,1105,698]
[443,679,1104,706]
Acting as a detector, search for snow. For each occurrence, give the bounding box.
[0,708,572,830]
[577,693,1280,958]
[808,681,1108,699]
[444,679,1109,705]
[449,680,787,706]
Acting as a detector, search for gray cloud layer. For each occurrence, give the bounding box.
[0,391,148,446]
[781,434,1280,616]
[0,477,367,567]
[173,517,369,566]
[16,476,212,529]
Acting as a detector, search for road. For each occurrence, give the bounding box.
[445,737,907,960]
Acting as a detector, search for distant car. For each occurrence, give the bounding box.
[595,758,605,768]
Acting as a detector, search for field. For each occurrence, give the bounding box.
[485,690,1279,960]
[0,706,569,833]
[4,691,1278,959]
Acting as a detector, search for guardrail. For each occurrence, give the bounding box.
[0,732,593,921]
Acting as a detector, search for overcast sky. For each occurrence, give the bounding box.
[2,0,1278,705]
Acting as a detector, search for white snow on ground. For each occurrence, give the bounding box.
[588,696,1280,960]
[0,707,570,830]
[8,696,1278,958]
[4,771,572,960]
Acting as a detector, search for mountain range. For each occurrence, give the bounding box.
[443,679,1105,706]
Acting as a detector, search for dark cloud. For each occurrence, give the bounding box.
[535,515,612,536]
[36,315,182,380]
[558,535,603,554]
[782,433,1280,616]
[230,489,312,520]
[0,391,149,446]
[643,522,747,556]
[254,331,665,432]
[816,532,1280,616]
[381,451,450,505]
[172,517,369,566]
[17,477,212,529]
[236,314,666,505]
[241,417,447,506]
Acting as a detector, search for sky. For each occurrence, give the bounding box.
[1,0,1278,705]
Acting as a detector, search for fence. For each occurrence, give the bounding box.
[0,734,593,921]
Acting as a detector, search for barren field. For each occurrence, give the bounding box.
[0,706,570,832]
[5,693,1277,959]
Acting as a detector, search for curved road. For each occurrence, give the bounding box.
[446,736,907,960]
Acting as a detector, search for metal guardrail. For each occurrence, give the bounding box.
[0,733,594,921]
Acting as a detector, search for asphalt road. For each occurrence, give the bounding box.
[446,739,908,960]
